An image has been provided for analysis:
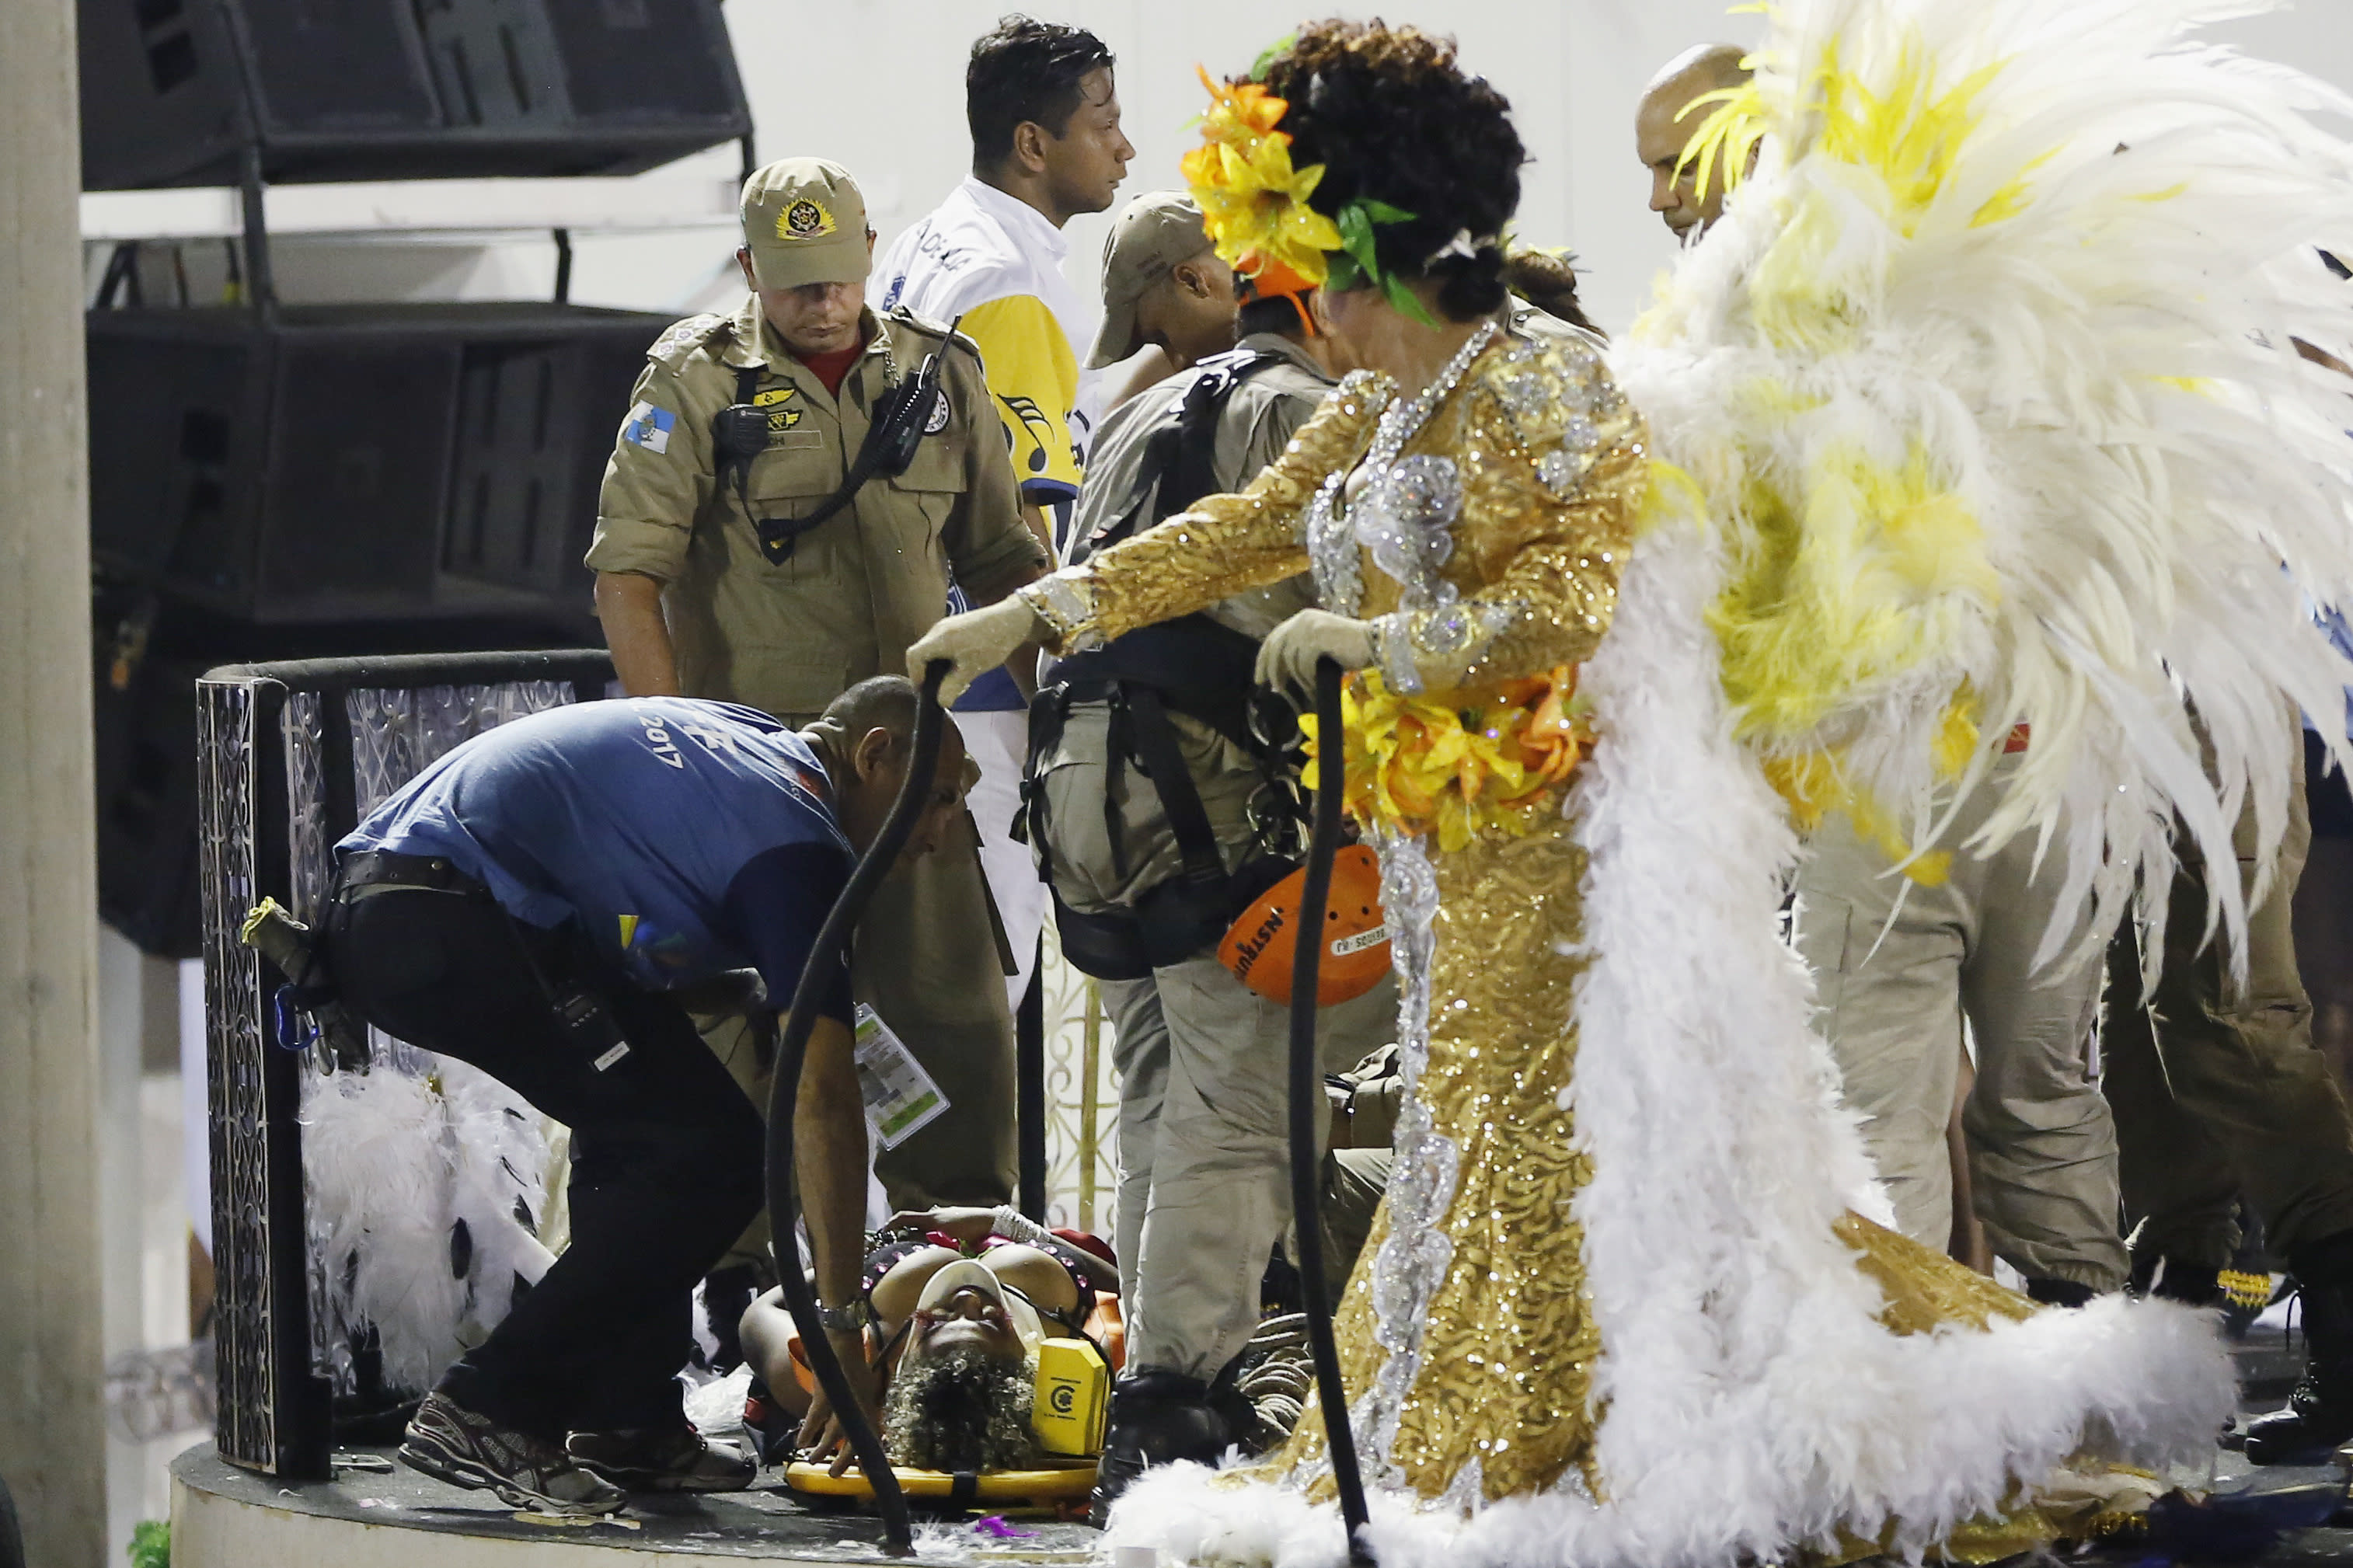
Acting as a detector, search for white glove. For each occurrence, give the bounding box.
[1255,609,1378,702]
[908,594,1047,706]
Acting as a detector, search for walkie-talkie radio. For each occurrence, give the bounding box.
[712,315,965,566]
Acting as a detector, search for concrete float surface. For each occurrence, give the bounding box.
[170,1337,2353,1566]
[170,1444,1103,1566]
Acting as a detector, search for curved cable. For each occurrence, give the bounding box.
[764,659,951,1557]
[1289,657,1375,1564]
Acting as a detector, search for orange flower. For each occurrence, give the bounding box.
[1198,67,1287,141]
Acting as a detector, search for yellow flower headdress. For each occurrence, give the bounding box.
[1180,60,1435,322]
[1182,66,1342,289]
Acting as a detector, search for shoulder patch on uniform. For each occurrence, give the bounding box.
[622,401,678,454]
[646,312,730,369]
[887,304,981,357]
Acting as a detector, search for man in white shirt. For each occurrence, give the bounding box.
[878,15,1134,1019]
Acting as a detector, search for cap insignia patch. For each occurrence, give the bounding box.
[778,199,837,241]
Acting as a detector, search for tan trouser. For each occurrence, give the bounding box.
[1098,956,1394,1378]
[1041,702,1395,1380]
[1793,758,2127,1289]
[2103,767,2353,1267]
[1321,1146,1393,1302]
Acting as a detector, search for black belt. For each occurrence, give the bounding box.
[334,848,490,902]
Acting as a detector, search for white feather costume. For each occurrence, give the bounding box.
[1633,0,2353,971]
[1100,1,2353,1563]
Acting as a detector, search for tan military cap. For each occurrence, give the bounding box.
[1088,191,1215,368]
[741,158,870,291]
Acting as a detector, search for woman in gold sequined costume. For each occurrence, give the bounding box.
[926,23,1642,1507]
[915,20,2233,1566]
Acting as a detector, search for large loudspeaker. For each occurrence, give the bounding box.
[92,586,608,959]
[79,0,749,189]
[88,302,668,628]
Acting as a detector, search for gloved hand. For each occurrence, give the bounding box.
[908,594,1048,706]
[1256,609,1379,702]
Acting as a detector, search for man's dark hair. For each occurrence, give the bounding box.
[820,676,920,760]
[967,15,1115,171]
[1501,247,1603,339]
[1238,291,1313,341]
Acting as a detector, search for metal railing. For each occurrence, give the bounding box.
[197,650,616,1478]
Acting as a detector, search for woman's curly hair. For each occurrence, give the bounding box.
[1259,19,1525,322]
[881,1345,1035,1473]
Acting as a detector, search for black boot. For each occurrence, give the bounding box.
[2243,1233,2353,1465]
[2153,1261,2223,1308]
[2127,1246,2225,1308]
[1088,1371,1236,1526]
[2026,1277,2097,1308]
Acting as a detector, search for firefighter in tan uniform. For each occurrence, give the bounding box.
[588,159,1049,1224]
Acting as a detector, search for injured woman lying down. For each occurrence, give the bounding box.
[739,1204,1124,1474]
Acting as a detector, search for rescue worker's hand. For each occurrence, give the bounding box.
[1256,609,1379,702]
[797,1334,883,1479]
[908,596,1046,706]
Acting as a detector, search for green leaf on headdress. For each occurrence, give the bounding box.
[1336,202,1382,280]
[1250,34,1295,82]
[1325,251,1365,293]
[1382,269,1438,328]
[1357,199,1417,228]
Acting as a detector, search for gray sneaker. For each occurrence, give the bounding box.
[567,1423,757,1492]
[398,1391,628,1516]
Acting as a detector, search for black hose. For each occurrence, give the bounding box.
[764,659,951,1558]
[1290,657,1375,1565]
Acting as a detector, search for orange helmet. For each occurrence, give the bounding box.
[1217,845,1391,1006]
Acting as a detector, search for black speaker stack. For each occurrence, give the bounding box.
[80,0,748,190]
[85,0,752,955]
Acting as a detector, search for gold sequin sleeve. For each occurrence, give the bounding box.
[1369,346,1647,693]
[1017,371,1389,649]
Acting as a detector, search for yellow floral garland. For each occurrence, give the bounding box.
[1299,667,1595,852]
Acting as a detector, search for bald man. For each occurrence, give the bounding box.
[1634,43,1750,241]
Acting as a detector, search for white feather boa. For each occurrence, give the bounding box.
[1102,521,2233,1568]
[302,1058,556,1394]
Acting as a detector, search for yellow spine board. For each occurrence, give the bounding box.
[1031,1337,1109,1458]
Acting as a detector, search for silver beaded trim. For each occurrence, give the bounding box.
[1355,454,1464,618]
[1017,570,1102,652]
[1347,828,1459,1489]
[1306,467,1361,617]
[1372,611,1424,695]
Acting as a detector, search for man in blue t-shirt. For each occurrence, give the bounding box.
[322,677,965,1515]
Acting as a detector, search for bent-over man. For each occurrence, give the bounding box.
[326,679,965,1514]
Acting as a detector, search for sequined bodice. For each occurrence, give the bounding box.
[1020,322,1649,702]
